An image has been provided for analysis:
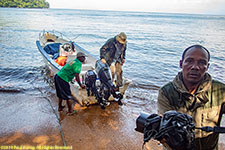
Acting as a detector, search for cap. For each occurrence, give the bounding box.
[116,32,127,44]
[77,52,87,58]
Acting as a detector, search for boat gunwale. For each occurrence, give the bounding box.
[36,41,62,73]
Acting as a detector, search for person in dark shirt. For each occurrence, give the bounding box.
[100,32,127,88]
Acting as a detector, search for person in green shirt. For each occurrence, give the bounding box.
[54,52,86,115]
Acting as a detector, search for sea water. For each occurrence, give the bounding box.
[0,7,225,114]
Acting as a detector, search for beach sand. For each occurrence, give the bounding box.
[0,92,224,150]
[0,93,63,147]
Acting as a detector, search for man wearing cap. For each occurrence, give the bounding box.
[100,32,127,88]
[54,52,86,115]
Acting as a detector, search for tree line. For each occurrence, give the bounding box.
[0,0,49,8]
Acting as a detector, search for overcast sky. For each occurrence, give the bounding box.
[47,0,225,15]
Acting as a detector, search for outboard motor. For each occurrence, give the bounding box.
[95,60,123,106]
[84,70,97,96]
[84,70,104,108]
[95,60,114,89]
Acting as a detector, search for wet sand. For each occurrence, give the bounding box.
[0,91,162,150]
[60,102,163,150]
[0,93,63,147]
[0,91,225,150]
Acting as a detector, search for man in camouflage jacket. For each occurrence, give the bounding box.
[158,45,225,150]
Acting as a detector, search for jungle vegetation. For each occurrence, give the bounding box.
[0,0,49,8]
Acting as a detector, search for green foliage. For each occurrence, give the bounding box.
[0,0,50,8]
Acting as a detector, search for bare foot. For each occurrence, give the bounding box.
[58,105,65,111]
[66,110,77,116]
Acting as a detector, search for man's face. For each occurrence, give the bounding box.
[180,47,209,85]
[117,40,124,46]
[78,56,86,63]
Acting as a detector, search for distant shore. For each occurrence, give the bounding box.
[0,7,49,9]
[0,0,49,8]
[0,6,49,8]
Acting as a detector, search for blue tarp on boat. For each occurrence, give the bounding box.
[43,43,61,59]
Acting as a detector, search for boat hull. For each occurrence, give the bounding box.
[36,31,131,106]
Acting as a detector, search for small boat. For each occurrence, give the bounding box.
[36,30,131,106]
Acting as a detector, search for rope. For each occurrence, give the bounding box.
[38,88,67,149]
[52,30,103,46]
[52,30,81,42]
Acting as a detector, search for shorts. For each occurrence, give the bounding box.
[54,74,73,100]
